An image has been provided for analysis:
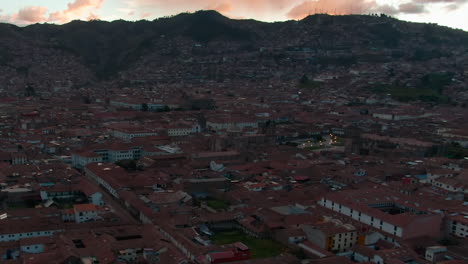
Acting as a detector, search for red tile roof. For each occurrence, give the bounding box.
[74,203,98,212]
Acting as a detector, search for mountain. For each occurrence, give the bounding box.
[0,11,257,79]
[0,10,467,101]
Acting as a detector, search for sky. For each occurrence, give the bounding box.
[0,0,467,31]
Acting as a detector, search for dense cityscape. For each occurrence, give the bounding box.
[0,10,468,264]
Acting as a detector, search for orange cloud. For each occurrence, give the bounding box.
[3,0,467,25]
[209,2,234,13]
[68,0,105,12]
[287,0,378,19]
[286,0,455,19]
[49,0,104,23]
[87,12,100,21]
[128,0,299,20]
[17,6,48,23]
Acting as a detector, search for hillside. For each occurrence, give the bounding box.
[0,10,467,102]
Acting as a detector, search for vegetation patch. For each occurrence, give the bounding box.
[211,230,286,259]
[370,72,453,103]
[447,143,468,159]
[299,75,324,89]
[115,159,138,171]
[203,197,230,210]
[331,139,345,146]
[305,145,327,151]
[7,200,41,209]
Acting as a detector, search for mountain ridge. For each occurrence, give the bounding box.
[0,10,467,88]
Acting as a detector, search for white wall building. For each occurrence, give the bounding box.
[167,124,201,137]
[317,192,442,240]
[447,215,468,238]
[113,129,159,141]
[207,120,258,131]
[110,100,142,110]
[0,225,62,243]
[72,152,103,169]
[62,204,102,223]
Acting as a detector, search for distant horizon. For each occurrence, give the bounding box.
[1,10,467,34]
[0,0,467,31]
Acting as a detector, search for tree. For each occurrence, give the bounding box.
[300,74,310,85]
[24,84,36,97]
[116,159,137,171]
[447,143,468,159]
[157,105,170,112]
[83,96,91,104]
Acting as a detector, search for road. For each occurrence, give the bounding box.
[448,245,468,260]
[84,175,140,225]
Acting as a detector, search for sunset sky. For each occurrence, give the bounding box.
[0,0,467,31]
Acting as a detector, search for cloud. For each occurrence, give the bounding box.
[411,0,468,11]
[285,0,467,19]
[208,2,234,13]
[413,0,468,3]
[126,0,298,20]
[1,0,467,26]
[68,0,105,12]
[287,0,378,19]
[0,0,106,24]
[0,13,11,23]
[398,2,427,13]
[375,4,400,15]
[17,6,48,23]
[48,0,105,23]
[87,12,100,21]
[444,3,460,10]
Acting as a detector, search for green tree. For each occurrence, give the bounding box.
[300,74,310,85]
[116,159,137,171]
[447,143,468,159]
[157,105,170,112]
[24,84,36,97]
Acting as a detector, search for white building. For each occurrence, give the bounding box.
[302,221,358,252]
[72,152,103,169]
[72,146,141,169]
[62,204,102,223]
[167,124,201,137]
[425,246,447,263]
[447,214,468,238]
[20,241,46,254]
[0,229,60,243]
[110,100,143,110]
[110,99,168,112]
[318,189,443,240]
[206,118,258,131]
[113,129,159,141]
[84,163,124,199]
[432,177,466,194]
[0,214,62,243]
